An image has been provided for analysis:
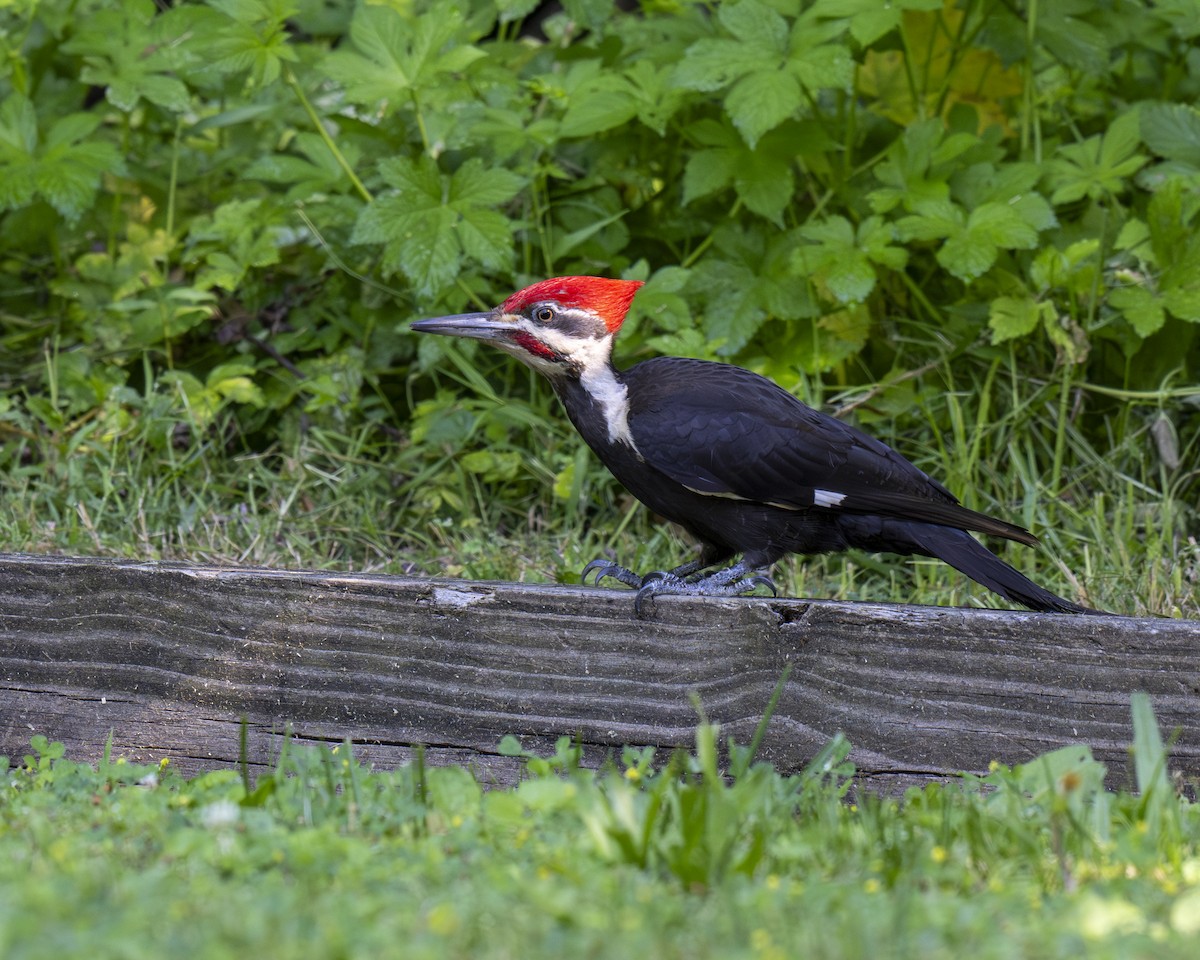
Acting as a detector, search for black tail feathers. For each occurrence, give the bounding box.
[904,524,1104,615]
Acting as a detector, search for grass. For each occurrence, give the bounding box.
[1,346,1195,617]
[2,699,1200,959]
[2,345,1197,956]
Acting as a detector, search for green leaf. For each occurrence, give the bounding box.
[377,155,443,201]
[937,232,997,283]
[497,734,527,757]
[795,215,902,304]
[456,207,515,271]
[208,363,266,407]
[812,305,872,370]
[823,255,876,304]
[34,161,103,222]
[0,95,125,222]
[561,0,615,32]
[860,216,908,270]
[1010,193,1057,232]
[60,0,195,113]
[724,69,802,149]
[969,202,1040,250]
[398,207,461,296]
[323,4,423,101]
[786,38,854,95]
[680,120,794,223]
[719,0,788,50]
[243,130,359,196]
[353,156,521,298]
[626,60,686,136]
[1036,5,1110,73]
[673,38,763,93]
[1114,219,1151,256]
[806,0,915,45]
[683,148,737,205]
[1163,285,1200,322]
[205,0,299,87]
[0,94,38,156]
[869,120,954,212]
[495,0,540,23]
[448,159,523,208]
[1110,286,1166,338]
[1029,240,1099,295]
[691,259,767,355]
[1048,111,1147,204]
[897,197,1043,283]
[560,77,639,138]
[894,199,962,242]
[551,209,628,262]
[1141,102,1200,166]
[734,149,794,225]
[321,2,481,106]
[675,3,849,148]
[1130,692,1172,799]
[988,295,1042,343]
[1100,110,1145,171]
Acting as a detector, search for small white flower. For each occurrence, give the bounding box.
[200,800,240,830]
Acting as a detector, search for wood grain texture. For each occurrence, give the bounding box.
[2,553,1198,790]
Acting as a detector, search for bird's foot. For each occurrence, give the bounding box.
[581,558,643,589]
[633,564,776,618]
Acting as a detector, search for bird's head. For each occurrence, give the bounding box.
[411,276,644,377]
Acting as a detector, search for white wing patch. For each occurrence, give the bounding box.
[813,489,847,508]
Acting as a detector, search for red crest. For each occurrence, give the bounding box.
[502,276,644,334]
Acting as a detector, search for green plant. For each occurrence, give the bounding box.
[0,0,1196,614]
[5,700,1200,958]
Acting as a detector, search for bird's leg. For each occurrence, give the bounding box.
[583,547,728,591]
[634,560,777,617]
[666,558,707,581]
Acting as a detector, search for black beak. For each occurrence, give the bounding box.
[411,312,519,341]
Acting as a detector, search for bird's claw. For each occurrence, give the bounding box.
[581,558,643,589]
[633,573,686,617]
[745,575,778,597]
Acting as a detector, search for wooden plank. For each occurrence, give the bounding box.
[1,553,1197,790]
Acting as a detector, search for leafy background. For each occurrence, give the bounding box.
[1,0,1198,614]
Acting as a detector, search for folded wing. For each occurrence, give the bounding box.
[623,357,1036,546]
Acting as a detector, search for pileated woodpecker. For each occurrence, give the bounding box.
[412,276,1098,615]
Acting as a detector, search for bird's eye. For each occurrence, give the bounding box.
[535,307,554,323]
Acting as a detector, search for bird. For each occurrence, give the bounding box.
[411,276,1100,616]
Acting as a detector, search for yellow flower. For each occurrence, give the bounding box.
[427,903,459,937]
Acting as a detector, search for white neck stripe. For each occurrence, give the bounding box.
[580,363,639,454]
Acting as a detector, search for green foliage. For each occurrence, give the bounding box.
[352,157,524,295]
[0,94,125,220]
[0,0,1198,614]
[4,705,1200,957]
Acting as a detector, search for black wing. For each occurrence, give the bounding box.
[622,357,1036,545]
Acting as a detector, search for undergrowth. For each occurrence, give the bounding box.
[1,0,1198,615]
[2,695,1199,958]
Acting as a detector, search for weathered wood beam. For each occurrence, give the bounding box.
[1,554,1197,790]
